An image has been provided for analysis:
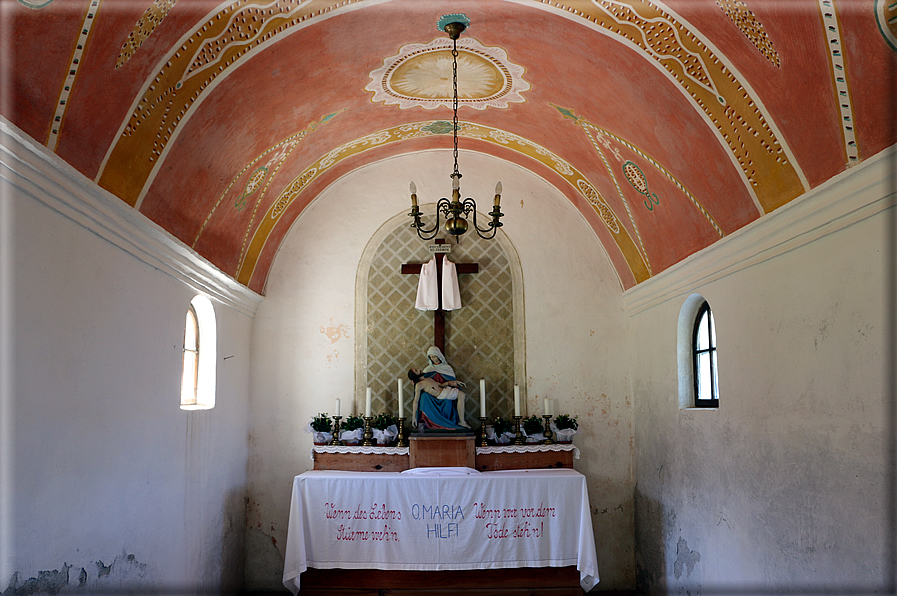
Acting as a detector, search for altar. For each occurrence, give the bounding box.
[283,468,599,594]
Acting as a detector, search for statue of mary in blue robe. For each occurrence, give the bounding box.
[413,347,468,430]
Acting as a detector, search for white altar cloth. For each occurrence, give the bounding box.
[283,468,599,593]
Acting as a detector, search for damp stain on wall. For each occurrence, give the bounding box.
[320,319,350,344]
[4,555,149,596]
[673,537,701,579]
[3,564,71,596]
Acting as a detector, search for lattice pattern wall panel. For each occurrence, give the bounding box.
[365,224,515,427]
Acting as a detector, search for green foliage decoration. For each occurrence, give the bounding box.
[554,414,578,430]
[311,413,332,432]
[523,415,544,435]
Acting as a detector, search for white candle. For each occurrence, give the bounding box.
[397,378,404,418]
[479,379,486,415]
[543,397,548,415]
[514,385,520,417]
[365,387,372,418]
[335,398,340,417]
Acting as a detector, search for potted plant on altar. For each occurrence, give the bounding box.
[372,413,399,446]
[552,414,578,443]
[307,413,332,445]
[340,415,365,445]
[487,416,515,444]
[522,415,545,443]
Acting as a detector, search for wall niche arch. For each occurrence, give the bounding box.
[355,209,524,427]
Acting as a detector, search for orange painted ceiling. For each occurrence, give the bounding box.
[4,0,895,293]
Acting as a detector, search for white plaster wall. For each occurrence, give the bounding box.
[2,173,252,593]
[627,155,894,593]
[246,150,635,590]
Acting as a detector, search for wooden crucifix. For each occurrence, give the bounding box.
[401,239,479,354]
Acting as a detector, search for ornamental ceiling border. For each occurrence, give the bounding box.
[365,36,530,110]
[95,0,374,208]
[235,121,651,288]
[515,0,809,213]
[552,104,724,273]
[191,112,341,260]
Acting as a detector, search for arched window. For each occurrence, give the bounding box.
[692,301,718,407]
[677,293,719,409]
[180,295,216,410]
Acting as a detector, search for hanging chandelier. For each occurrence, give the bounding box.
[409,14,504,241]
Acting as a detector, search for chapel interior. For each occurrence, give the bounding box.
[2,0,895,594]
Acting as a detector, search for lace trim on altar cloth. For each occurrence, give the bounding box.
[476,443,580,459]
[311,445,410,459]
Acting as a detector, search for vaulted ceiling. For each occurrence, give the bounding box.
[4,0,895,294]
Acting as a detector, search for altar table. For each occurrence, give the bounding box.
[283,468,599,593]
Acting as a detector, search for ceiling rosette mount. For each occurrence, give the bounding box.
[366,36,530,110]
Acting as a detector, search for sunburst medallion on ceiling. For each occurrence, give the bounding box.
[366,37,530,110]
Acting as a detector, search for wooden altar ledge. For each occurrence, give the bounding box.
[312,439,577,472]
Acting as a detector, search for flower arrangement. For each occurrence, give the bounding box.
[553,414,578,430]
[372,413,399,446]
[342,415,364,431]
[308,413,333,444]
[522,415,543,435]
[373,413,398,430]
[522,415,545,442]
[492,416,513,436]
[339,415,365,444]
[488,416,515,444]
[310,413,332,432]
[551,414,579,443]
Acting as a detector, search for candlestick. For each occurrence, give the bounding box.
[396,417,408,447]
[514,385,520,417]
[335,398,340,417]
[541,414,555,444]
[362,416,373,446]
[329,416,342,446]
[513,415,524,445]
[397,378,404,418]
[365,387,372,418]
[478,416,489,447]
[479,379,486,415]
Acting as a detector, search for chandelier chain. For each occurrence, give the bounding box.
[452,36,459,179]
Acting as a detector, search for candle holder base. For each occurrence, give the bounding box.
[329,416,343,446]
[541,414,555,444]
[396,417,408,447]
[513,415,525,445]
[478,417,490,447]
[362,416,374,446]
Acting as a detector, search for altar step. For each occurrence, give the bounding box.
[295,567,583,595]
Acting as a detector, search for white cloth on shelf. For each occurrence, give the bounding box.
[442,258,462,311]
[415,257,439,311]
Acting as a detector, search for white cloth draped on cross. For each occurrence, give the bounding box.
[415,257,462,311]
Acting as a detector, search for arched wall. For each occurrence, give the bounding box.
[354,210,523,427]
[246,150,635,589]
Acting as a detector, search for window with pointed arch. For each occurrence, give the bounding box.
[677,294,719,409]
[180,295,216,410]
[692,300,719,408]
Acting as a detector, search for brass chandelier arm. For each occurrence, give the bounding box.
[462,198,504,240]
[410,197,454,240]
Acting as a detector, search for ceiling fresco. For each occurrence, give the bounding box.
[3,0,895,293]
